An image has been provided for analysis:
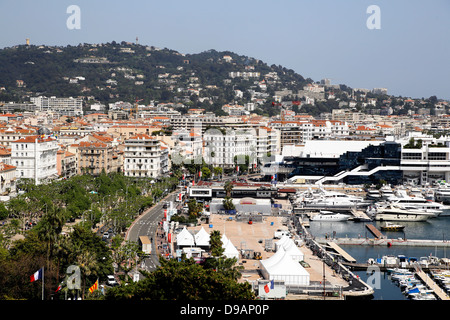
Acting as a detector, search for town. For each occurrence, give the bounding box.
[1,42,450,302]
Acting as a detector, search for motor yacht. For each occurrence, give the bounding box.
[384,190,446,217]
[374,205,435,222]
[434,186,450,204]
[301,189,371,209]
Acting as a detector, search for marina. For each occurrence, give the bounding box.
[289,182,450,299]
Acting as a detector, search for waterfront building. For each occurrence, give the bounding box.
[276,140,403,185]
[11,135,59,184]
[123,133,168,178]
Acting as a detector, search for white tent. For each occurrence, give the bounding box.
[194,227,210,247]
[176,226,195,248]
[275,235,290,251]
[222,239,240,260]
[275,236,304,261]
[221,234,229,245]
[261,246,286,269]
[260,250,310,286]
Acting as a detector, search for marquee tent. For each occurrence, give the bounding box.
[222,239,240,260]
[194,227,210,247]
[260,250,310,286]
[275,236,304,261]
[176,226,195,248]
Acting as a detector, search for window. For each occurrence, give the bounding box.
[402,153,422,160]
[428,152,447,161]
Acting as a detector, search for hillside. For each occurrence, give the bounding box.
[0,42,441,117]
[0,42,312,115]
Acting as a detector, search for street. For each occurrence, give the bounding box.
[126,191,178,271]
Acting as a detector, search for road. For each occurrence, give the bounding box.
[126,191,178,272]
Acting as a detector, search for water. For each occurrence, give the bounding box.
[308,216,450,300]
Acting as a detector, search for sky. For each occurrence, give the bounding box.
[0,0,449,100]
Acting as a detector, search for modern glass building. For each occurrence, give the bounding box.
[265,141,403,185]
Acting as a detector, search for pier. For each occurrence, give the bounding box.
[316,237,450,247]
[413,265,450,300]
[365,224,384,239]
[326,241,356,263]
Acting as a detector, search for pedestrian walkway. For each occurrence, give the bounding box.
[413,264,450,300]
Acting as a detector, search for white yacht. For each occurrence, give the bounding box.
[309,211,351,222]
[374,205,435,222]
[434,187,450,204]
[301,189,371,209]
[380,185,395,199]
[384,190,446,217]
[366,189,381,200]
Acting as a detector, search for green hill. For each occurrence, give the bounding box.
[0,42,309,115]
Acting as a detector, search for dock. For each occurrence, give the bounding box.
[413,265,450,300]
[326,241,356,263]
[365,224,384,239]
[317,237,450,247]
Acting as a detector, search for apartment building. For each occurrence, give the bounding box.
[30,96,83,116]
[123,134,168,178]
[11,135,59,184]
[0,163,16,196]
[0,127,37,146]
[56,149,77,179]
[77,141,115,176]
[203,128,257,169]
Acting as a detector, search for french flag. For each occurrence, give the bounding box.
[264,280,274,293]
[30,268,43,282]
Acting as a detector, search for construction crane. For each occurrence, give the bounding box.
[131,98,143,119]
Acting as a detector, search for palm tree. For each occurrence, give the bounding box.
[224,181,233,198]
[77,249,99,299]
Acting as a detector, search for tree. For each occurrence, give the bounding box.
[105,257,254,300]
[187,199,203,218]
[222,197,235,211]
[209,230,224,257]
[201,166,211,180]
[224,181,233,198]
[77,249,99,300]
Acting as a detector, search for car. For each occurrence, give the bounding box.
[107,275,118,286]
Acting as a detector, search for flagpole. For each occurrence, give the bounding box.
[42,266,44,301]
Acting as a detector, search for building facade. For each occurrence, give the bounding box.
[11,136,59,184]
[123,134,168,178]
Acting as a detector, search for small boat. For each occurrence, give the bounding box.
[380,222,405,231]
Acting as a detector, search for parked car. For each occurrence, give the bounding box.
[107,275,118,286]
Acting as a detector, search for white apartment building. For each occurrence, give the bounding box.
[400,134,450,185]
[171,129,203,164]
[30,96,83,116]
[203,128,257,169]
[254,127,280,164]
[11,135,59,185]
[0,163,17,196]
[123,134,168,178]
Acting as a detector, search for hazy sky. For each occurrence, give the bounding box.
[0,0,449,99]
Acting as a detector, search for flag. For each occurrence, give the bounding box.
[55,283,62,293]
[89,279,98,293]
[236,165,239,172]
[199,171,202,178]
[264,280,274,293]
[30,268,43,282]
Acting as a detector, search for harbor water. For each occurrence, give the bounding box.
[308,215,450,300]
